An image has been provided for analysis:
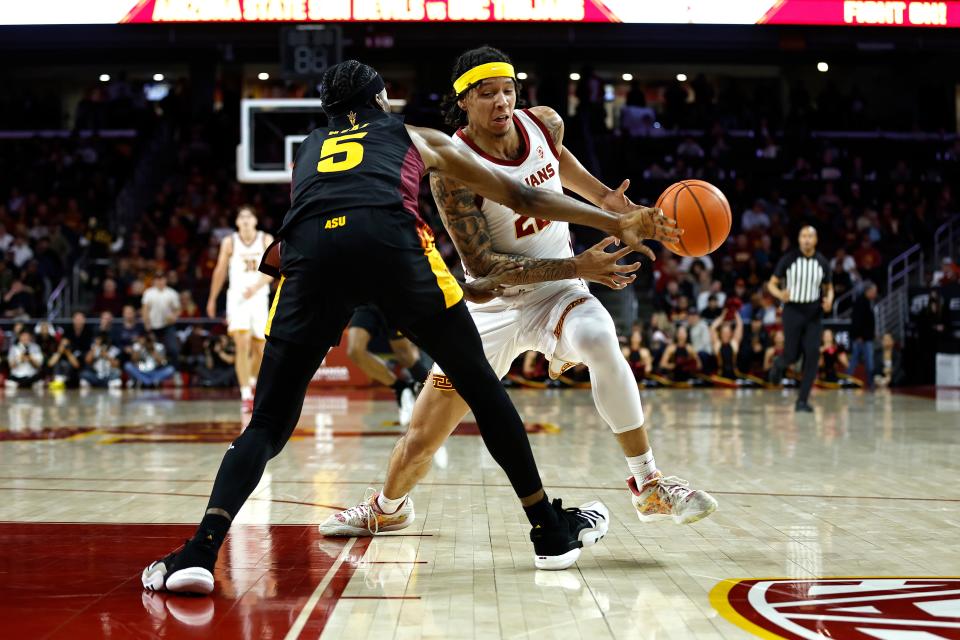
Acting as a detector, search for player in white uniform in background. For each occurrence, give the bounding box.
[323,47,717,536]
[207,206,274,411]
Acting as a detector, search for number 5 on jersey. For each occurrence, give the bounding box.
[317,131,368,173]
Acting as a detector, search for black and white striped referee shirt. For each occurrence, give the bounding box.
[773,250,832,305]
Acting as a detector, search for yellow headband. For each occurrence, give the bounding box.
[453,62,516,95]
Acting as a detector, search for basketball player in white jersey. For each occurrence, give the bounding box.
[207,205,274,410]
[323,47,717,536]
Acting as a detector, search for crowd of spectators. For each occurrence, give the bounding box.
[512,301,904,390]
[556,75,959,390]
[0,133,137,318]
[2,308,239,391]
[614,316,905,389]
[1,73,957,391]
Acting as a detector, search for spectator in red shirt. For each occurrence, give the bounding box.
[179,290,201,319]
[653,254,681,293]
[92,277,125,316]
[151,244,170,274]
[854,236,882,278]
[196,244,218,282]
[165,216,189,247]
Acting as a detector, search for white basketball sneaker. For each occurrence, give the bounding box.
[320,491,415,536]
[398,386,416,426]
[628,471,718,525]
[141,532,218,595]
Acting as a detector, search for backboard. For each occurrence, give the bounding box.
[237,97,408,183]
[238,98,326,184]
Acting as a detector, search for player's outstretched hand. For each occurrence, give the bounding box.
[461,262,523,304]
[599,179,636,214]
[617,206,682,260]
[574,237,640,290]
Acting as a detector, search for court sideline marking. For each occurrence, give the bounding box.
[1,479,957,504]
[284,537,357,640]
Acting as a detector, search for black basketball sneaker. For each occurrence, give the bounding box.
[141,529,220,595]
[530,499,609,570]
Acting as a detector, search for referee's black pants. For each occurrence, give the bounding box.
[204,300,545,521]
[777,302,822,403]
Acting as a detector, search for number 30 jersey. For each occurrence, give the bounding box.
[452,108,574,281]
[228,231,269,299]
[280,108,427,237]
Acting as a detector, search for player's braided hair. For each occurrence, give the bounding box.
[319,60,380,111]
[440,45,525,128]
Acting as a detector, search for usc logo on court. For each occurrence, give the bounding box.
[711,577,960,639]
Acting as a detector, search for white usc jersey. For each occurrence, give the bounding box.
[451,108,573,290]
[228,231,268,298]
[434,109,598,382]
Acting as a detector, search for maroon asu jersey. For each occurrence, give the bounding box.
[259,107,462,347]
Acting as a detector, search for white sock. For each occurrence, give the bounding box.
[240,385,253,400]
[377,492,407,514]
[248,376,257,387]
[626,450,658,486]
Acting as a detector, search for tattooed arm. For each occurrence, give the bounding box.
[528,105,633,212]
[429,172,576,285]
[430,174,642,289]
[408,124,679,258]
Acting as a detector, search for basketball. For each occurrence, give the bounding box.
[656,180,732,258]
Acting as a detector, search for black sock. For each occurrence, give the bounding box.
[175,514,228,572]
[391,378,409,402]
[408,360,429,384]
[196,512,231,549]
[523,495,559,528]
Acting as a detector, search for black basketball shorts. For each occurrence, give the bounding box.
[261,208,463,347]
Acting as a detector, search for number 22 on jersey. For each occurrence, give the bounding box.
[317,124,369,174]
[514,214,551,239]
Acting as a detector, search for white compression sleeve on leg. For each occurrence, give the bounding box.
[558,301,644,433]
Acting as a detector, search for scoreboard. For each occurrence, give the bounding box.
[2,0,959,26]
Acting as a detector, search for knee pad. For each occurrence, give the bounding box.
[610,415,645,434]
[565,313,646,434]
[567,320,619,363]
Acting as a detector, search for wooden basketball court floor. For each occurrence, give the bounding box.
[1,385,959,640]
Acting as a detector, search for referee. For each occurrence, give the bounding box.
[767,226,834,412]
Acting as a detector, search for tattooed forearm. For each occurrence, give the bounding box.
[430,173,577,286]
[486,253,577,285]
[430,172,494,276]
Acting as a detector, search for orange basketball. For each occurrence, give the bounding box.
[655,179,732,258]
